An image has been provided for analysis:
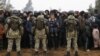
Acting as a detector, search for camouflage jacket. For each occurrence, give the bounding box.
[5,15,23,38]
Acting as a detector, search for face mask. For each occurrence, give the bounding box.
[27,17,30,21]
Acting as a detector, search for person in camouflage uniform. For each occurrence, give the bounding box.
[64,14,79,56]
[5,11,23,56]
[33,15,49,56]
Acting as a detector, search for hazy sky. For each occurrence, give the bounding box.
[11,0,95,11]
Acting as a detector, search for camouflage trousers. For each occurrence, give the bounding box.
[7,38,21,52]
[66,30,78,52]
[34,29,47,52]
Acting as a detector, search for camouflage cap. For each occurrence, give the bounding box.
[68,15,75,19]
[11,15,19,19]
[10,15,22,24]
[37,15,44,19]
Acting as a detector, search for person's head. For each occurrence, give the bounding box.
[23,12,27,17]
[61,12,68,19]
[68,10,74,16]
[38,11,44,15]
[34,12,38,18]
[74,11,79,14]
[84,13,89,19]
[68,15,75,20]
[49,10,57,19]
[0,10,4,15]
[37,15,44,20]
[12,10,19,16]
[50,10,58,14]
[45,10,49,15]
[27,11,33,17]
[4,11,11,17]
[49,13,57,19]
[74,11,79,17]
[79,11,85,16]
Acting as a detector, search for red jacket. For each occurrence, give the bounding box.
[0,24,5,39]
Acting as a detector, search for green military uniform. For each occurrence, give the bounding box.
[5,15,23,56]
[6,28,21,52]
[35,29,47,51]
[65,15,79,56]
[34,15,48,53]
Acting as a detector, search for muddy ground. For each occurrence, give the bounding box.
[1,48,100,56]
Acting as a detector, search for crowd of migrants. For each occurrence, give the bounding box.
[0,9,100,56]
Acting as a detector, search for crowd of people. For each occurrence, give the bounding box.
[0,9,100,56]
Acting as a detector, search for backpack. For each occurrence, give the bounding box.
[35,17,46,30]
[8,16,22,31]
[67,15,77,31]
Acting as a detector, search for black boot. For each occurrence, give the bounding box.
[17,51,21,56]
[74,51,79,56]
[6,52,10,56]
[44,51,48,56]
[66,51,70,56]
[34,51,39,56]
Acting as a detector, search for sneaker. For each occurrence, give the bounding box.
[86,49,90,52]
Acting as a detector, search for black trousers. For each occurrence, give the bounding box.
[48,32,59,49]
[0,39,3,50]
[21,31,34,48]
[58,30,66,47]
[78,29,93,49]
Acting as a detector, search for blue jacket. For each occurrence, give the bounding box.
[25,20,33,33]
[48,19,59,33]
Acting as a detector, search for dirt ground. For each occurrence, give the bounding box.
[1,48,100,56]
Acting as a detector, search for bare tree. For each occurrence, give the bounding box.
[23,0,34,12]
[88,4,94,14]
